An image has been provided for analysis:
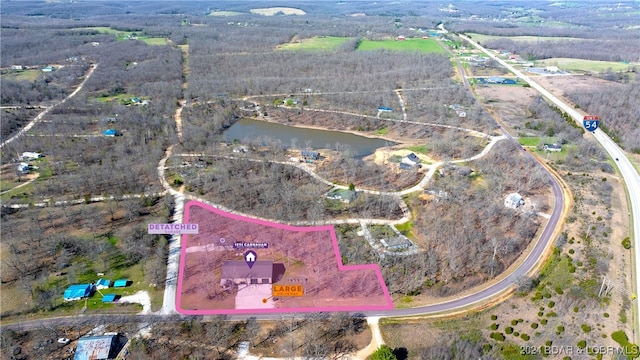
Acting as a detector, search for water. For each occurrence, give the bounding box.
[223,118,395,157]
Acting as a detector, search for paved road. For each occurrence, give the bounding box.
[0,40,571,334]
[0,64,97,149]
[460,34,639,341]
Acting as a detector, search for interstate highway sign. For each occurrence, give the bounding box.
[583,115,600,132]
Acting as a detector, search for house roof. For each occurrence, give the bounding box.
[301,150,320,158]
[221,260,273,280]
[327,189,357,201]
[64,284,93,299]
[74,335,116,360]
[406,153,420,162]
[103,129,118,136]
[113,279,128,287]
[96,278,111,287]
[102,294,117,303]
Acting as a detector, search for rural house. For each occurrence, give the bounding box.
[543,143,562,152]
[220,260,273,287]
[96,278,111,289]
[326,189,358,204]
[21,152,42,161]
[504,193,524,209]
[74,335,119,360]
[301,150,320,161]
[63,284,94,301]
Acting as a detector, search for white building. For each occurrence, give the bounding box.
[21,152,42,161]
[504,193,524,209]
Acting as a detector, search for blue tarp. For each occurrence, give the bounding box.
[103,129,118,136]
[63,284,93,300]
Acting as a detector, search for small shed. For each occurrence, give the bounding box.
[378,107,393,112]
[113,279,128,288]
[64,284,94,301]
[96,278,111,289]
[102,294,118,303]
[18,163,30,173]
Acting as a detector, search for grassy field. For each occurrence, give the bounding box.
[357,38,445,53]
[518,137,542,147]
[466,32,587,44]
[277,36,351,51]
[537,58,637,73]
[74,27,167,46]
[208,11,244,16]
[1,69,41,82]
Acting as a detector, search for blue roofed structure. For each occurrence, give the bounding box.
[63,284,94,301]
[102,129,120,137]
[113,279,128,288]
[378,107,393,112]
[74,335,117,360]
[96,278,111,289]
[102,294,117,303]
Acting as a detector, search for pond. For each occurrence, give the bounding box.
[223,118,395,157]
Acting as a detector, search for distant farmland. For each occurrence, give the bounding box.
[357,38,445,53]
[277,36,351,51]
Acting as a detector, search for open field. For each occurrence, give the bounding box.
[208,11,243,16]
[73,27,167,46]
[537,58,638,73]
[466,33,588,44]
[250,7,306,16]
[277,36,352,51]
[1,69,41,82]
[357,38,445,53]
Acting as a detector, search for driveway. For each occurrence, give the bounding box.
[235,284,274,310]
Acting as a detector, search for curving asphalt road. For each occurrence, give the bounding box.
[1,40,567,333]
[460,34,639,341]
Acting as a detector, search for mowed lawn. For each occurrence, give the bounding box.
[466,32,587,43]
[357,38,445,53]
[277,36,351,51]
[537,58,637,73]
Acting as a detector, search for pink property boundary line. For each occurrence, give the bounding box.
[176,200,394,315]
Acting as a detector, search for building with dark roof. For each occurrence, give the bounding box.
[220,260,273,287]
[301,150,320,161]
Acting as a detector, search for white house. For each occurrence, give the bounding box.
[21,152,42,161]
[504,193,524,209]
[543,143,562,152]
[11,65,23,70]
